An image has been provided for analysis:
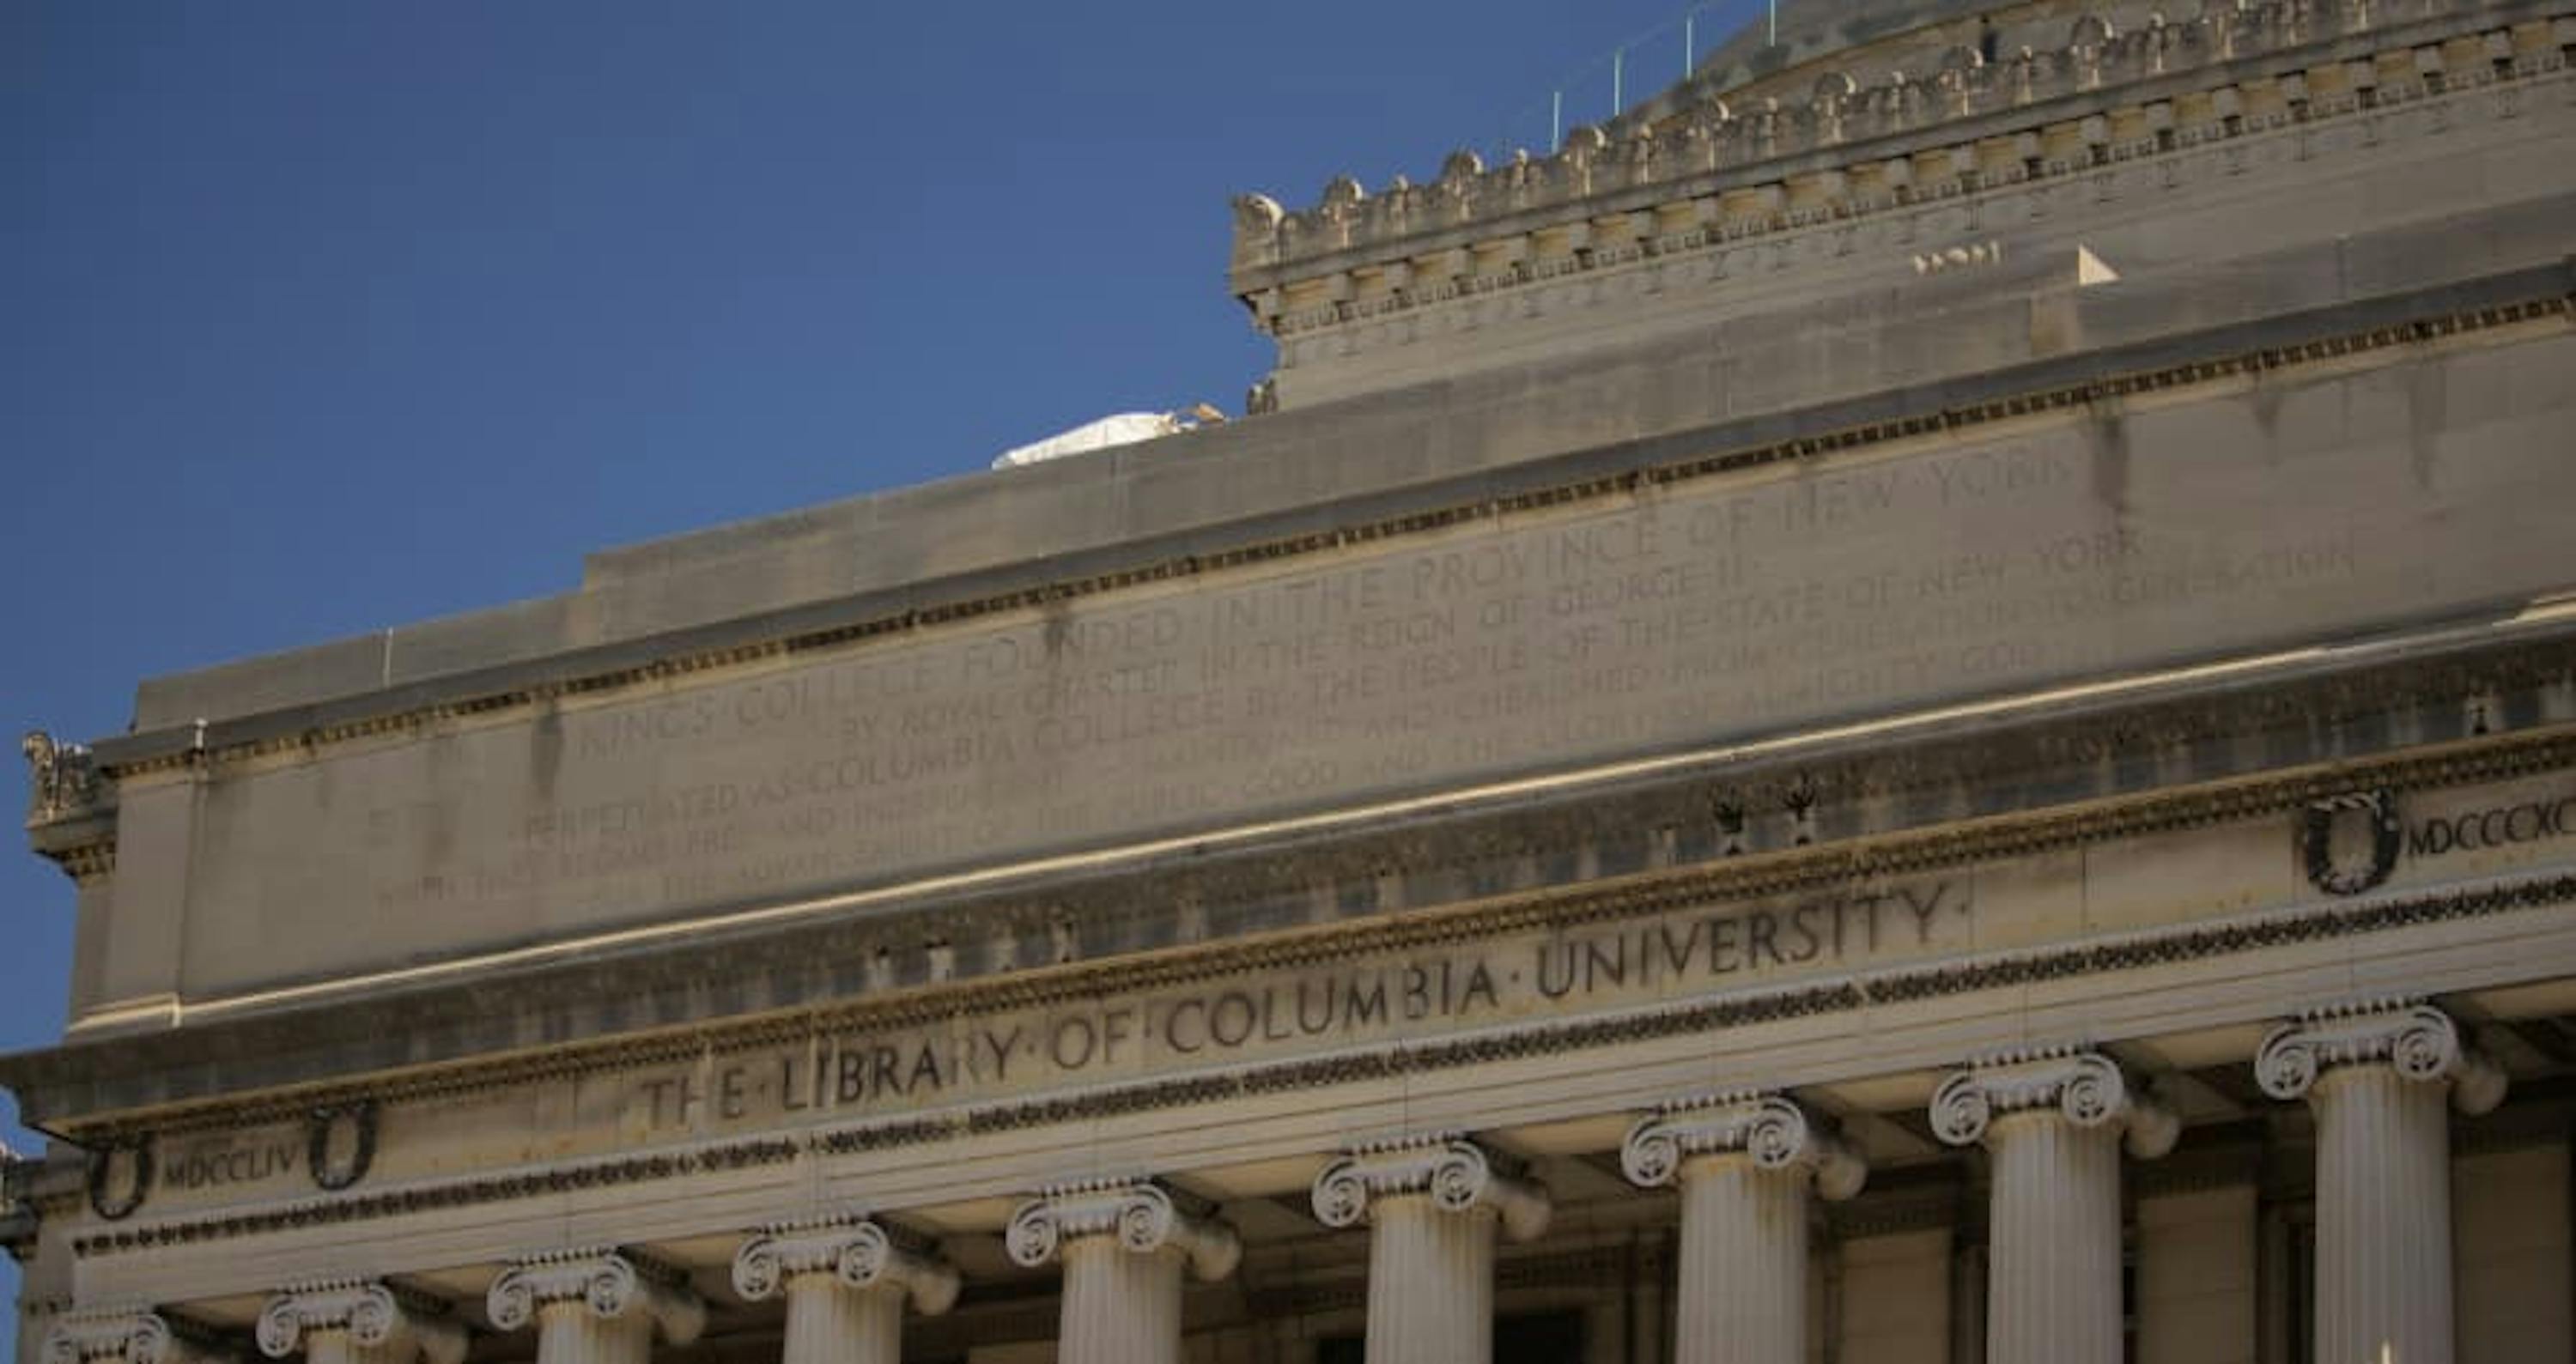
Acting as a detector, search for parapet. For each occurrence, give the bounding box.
[1229,0,2576,406]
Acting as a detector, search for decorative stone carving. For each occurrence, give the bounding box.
[44,1309,228,1364]
[1230,193,1281,237]
[1620,1092,1866,1199]
[483,1249,704,1344]
[305,1103,377,1192]
[1934,1047,2173,1364]
[86,1137,153,1222]
[1011,1179,1237,1364]
[1312,1137,1550,1364]
[0,1142,36,1263]
[2255,998,2506,1111]
[1625,1094,1863,1364]
[732,1218,959,1313]
[1233,0,2485,299]
[1929,1046,2179,1156]
[734,1219,957,1364]
[256,1282,465,1364]
[2300,790,2402,895]
[1005,1179,1239,1280]
[2257,999,2500,1364]
[1310,1136,1550,1242]
[22,730,101,823]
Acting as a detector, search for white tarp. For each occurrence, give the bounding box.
[992,411,1183,470]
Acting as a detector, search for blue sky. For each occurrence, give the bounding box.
[0,0,1767,1327]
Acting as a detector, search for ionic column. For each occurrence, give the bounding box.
[484,1248,704,1364]
[1622,1093,1867,1364]
[1310,1136,1552,1364]
[258,1282,465,1364]
[1005,1179,1239,1364]
[732,1218,959,1364]
[2256,1000,2506,1364]
[44,1308,232,1364]
[1931,1047,2178,1364]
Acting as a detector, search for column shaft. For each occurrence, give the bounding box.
[1675,1155,1808,1364]
[1986,1112,2123,1364]
[1059,1238,1184,1364]
[1364,1195,1495,1364]
[2312,1065,2453,1364]
[532,1303,652,1364]
[782,1276,904,1364]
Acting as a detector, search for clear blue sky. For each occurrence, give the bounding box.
[1,0,1762,1328]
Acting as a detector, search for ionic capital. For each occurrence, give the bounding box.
[1930,1047,2179,1158]
[483,1248,704,1345]
[1310,1136,1552,1242]
[44,1308,231,1364]
[256,1282,463,1364]
[1005,1179,1240,1281]
[732,1218,960,1315]
[2256,999,2507,1113]
[1620,1093,1867,1201]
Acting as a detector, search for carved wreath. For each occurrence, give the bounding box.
[84,1135,153,1222]
[307,1100,379,1191]
[2301,789,2400,897]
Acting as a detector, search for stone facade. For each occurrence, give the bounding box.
[7,0,2576,1361]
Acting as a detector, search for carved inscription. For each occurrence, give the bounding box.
[177,359,2576,996]
[158,1131,300,1193]
[2382,774,2576,886]
[625,878,1971,1135]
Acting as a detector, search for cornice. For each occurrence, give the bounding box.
[63,862,2576,1259]
[1231,0,2573,292]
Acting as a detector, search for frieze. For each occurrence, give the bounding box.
[608,872,1973,1141]
[64,864,2576,1258]
[39,717,2576,1158]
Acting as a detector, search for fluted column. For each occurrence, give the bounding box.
[2257,1000,2506,1364]
[733,1218,959,1364]
[44,1309,233,1364]
[1623,1093,1867,1364]
[1932,1047,2178,1364]
[485,1249,704,1364]
[1005,1179,1239,1364]
[258,1282,465,1364]
[1310,1136,1552,1364]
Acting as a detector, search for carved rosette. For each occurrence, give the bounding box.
[2255,999,2507,1112]
[1620,1093,1868,1201]
[731,1218,960,1315]
[43,1308,228,1364]
[1005,1179,1240,1281]
[256,1282,464,1364]
[483,1248,704,1345]
[1310,1136,1552,1243]
[1929,1047,2179,1157]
